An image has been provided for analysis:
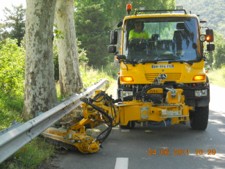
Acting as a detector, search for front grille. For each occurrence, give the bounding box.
[145,73,181,81]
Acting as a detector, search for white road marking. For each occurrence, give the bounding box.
[121,129,130,133]
[114,157,129,169]
[144,130,152,133]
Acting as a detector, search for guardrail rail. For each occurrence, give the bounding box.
[0,79,108,163]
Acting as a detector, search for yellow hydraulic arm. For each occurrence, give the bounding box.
[43,91,119,153]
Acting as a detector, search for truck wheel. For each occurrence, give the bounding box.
[117,89,121,100]
[190,106,209,130]
[120,121,135,129]
[117,77,121,100]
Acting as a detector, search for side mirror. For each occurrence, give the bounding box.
[117,21,123,28]
[207,44,215,51]
[205,29,214,42]
[108,45,117,53]
[115,55,126,63]
[110,30,118,45]
[116,55,126,60]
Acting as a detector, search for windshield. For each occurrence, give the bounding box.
[124,17,200,63]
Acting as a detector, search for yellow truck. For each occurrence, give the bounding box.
[44,4,215,153]
[108,4,214,130]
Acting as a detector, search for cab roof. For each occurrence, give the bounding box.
[124,9,198,20]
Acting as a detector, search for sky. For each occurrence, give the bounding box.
[0,0,26,21]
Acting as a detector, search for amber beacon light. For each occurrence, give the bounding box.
[126,3,132,14]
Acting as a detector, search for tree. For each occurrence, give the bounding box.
[24,0,57,119]
[55,0,83,96]
[103,0,175,27]
[214,46,225,68]
[1,5,25,46]
[76,0,175,28]
[177,0,225,38]
[206,52,213,68]
[75,3,110,67]
[209,32,225,69]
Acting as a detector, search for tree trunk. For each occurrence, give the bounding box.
[55,0,83,97]
[24,0,57,119]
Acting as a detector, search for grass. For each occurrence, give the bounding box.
[0,94,23,130]
[80,64,116,88]
[207,66,225,87]
[0,138,55,169]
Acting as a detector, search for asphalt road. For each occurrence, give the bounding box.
[50,84,225,169]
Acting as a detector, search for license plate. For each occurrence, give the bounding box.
[147,88,163,94]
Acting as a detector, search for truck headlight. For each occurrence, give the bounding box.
[193,75,206,81]
[120,76,134,82]
[195,89,208,97]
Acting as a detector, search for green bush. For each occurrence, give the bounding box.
[0,38,25,96]
[0,39,25,130]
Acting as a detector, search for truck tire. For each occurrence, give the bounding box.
[117,77,121,100]
[190,106,209,130]
[120,121,135,129]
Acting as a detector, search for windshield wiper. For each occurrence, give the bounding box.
[125,59,138,66]
[152,56,195,65]
[168,60,194,65]
[153,58,175,63]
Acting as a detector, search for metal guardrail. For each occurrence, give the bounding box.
[0,79,108,163]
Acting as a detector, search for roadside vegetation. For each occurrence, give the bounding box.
[0,61,115,169]
[0,39,116,169]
